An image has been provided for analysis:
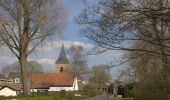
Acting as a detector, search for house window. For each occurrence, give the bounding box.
[60,67,63,72]
[16,91,20,94]
[14,78,20,84]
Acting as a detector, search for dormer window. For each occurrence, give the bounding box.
[60,67,63,72]
[14,78,20,84]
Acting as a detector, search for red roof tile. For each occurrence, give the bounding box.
[31,72,74,89]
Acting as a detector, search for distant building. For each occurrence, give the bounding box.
[0,84,22,96]
[0,44,79,96]
[0,73,22,85]
[31,44,78,92]
[0,72,23,96]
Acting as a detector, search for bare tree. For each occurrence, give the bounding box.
[69,44,88,79]
[29,61,44,73]
[1,60,44,75]
[77,0,170,61]
[126,42,169,99]
[0,0,65,95]
[88,64,110,94]
[77,0,170,99]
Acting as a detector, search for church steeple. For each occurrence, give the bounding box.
[55,43,70,73]
[56,44,69,64]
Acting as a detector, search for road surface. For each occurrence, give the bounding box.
[86,95,107,100]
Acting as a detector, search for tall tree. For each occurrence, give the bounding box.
[77,0,170,64]
[29,61,43,73]
[125,41,170,99]
[0,0,65,95]
[77,0,170,99]
[88,65,109,91]
[69,44,88,79]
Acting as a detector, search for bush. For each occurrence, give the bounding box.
[81,83,102,97]
[124,83,135,98]
[0,96,4,100]
[4,91,94,100]
[117,85,125,97]
[5,96,67,100]
[59,90,66,97]
[22,96,66,100]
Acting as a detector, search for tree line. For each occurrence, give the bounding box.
[77,0,170,99]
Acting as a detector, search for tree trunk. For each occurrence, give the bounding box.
[152,19,170,98]
[19,52,31,95]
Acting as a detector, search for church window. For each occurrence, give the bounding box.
[60,67,63,72]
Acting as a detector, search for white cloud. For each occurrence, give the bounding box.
[30,58,55,66]
[51,40,93,49]
[72,41,93,49]
[34,40,93,52]
[0,39,125,78]
[28,58,56,72]
[0,47,17,68]
[0,56,17,68]
[88,50,124,66]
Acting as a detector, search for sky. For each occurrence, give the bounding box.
[0,0,125,79]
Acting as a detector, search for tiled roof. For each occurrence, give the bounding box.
[0,84,22,91]
[0,74,5,79]
[8,72,21,79]
[56,44,69,64]
[31,72,74,89]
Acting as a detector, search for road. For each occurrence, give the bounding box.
[85,95,107,100]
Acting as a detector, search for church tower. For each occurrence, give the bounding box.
[55,44,70,73]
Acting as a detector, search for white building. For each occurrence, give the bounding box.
[0,85,22,96]
[31,44,79,92]
[0,44,79,96]
[31,72,78,92]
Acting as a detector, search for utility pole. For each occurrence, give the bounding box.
[105,63,117,100]
[106,84,109,100]
[100,80,103,92]
[106,66,110,100]
[108,67,110,83]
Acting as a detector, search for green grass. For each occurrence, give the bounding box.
[3,96,67,100]
[20,96,66,100]
[110,97,134,100]
[1,93,87,100]
[0,90,95,100]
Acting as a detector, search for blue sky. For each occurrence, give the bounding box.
[0,0,125,79]
[62,0,124,68]
[62,0,98,43]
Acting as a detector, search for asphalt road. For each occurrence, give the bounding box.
[87,95,107,100]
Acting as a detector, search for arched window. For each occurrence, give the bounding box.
[60,67,63,72]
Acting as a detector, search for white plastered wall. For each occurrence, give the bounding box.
[0,87,17,96]
[49,77,78,91]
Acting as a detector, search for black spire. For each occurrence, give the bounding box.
[56,44,69,64]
